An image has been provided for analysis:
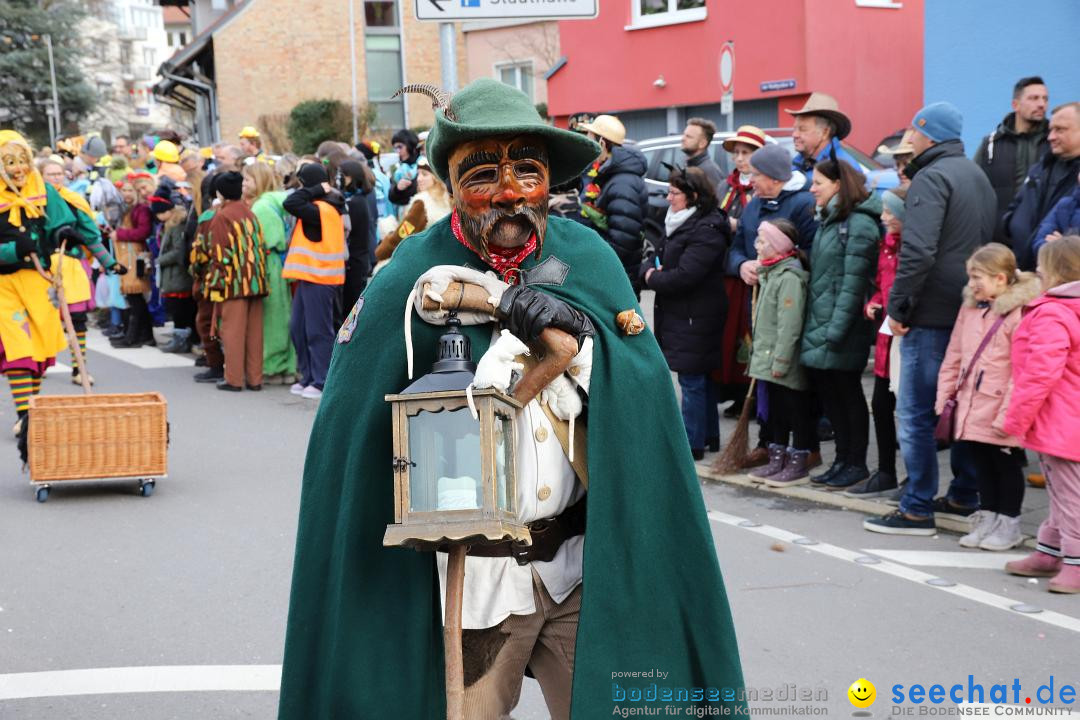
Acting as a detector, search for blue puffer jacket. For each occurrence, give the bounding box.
[726,172,818,276]
[584,144,648,290]
[1004,152,1080,270]
[1034,186,1080,257]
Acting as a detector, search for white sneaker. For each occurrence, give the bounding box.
[959,510,997,548]
[979,514,1023,551]
[301,386,323,400]
[289,382,306,396]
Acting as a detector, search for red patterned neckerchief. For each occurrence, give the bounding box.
[450,209,537,284]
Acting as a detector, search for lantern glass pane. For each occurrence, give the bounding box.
[494,411,514,513]
[408,408,482,512]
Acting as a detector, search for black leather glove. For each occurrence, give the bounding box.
[108,262,128,275]
[496,284,595,348]
[13,233,36,261]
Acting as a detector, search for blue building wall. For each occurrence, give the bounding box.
[925,0,1080,156]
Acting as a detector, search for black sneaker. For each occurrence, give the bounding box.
[826,464,869,489]
[194,367,224,383]
[863,510,936,536]
[931,496,977,519]
[844,471,898,498]
[811,461,846,486]
[216,380,242,392]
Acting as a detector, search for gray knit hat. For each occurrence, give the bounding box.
[82,135,107,160]
[750,144,792,182]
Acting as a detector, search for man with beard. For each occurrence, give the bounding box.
[277,79,745,720]
[681,117,724,192]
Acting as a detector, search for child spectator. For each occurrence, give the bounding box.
[108,174,154,348]
[1004,236,1080,593]
[746,220,814,486]
[150,181,195,353]
[847,187,906,498]
[936,244,1040,550]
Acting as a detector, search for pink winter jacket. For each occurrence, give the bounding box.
[935,274,1041,446]
[1004,280,1080,462]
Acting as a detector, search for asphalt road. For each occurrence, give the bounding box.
[1,332,1077,720]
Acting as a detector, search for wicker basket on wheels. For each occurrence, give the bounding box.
[25,247,169,502]
[28,393,168,499]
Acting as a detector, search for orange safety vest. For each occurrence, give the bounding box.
[282,200,346,285]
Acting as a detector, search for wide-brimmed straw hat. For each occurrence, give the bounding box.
[722,125,767,152]
[577,114,626,147]
[784,92,852,140]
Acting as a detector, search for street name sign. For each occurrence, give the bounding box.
[416,0,598,21]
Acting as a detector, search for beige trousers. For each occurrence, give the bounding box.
[463,571,581,720]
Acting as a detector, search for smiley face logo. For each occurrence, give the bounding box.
[848,678,876,709]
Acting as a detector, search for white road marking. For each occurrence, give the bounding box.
[0,665,281,701]
[862,549,1028,569]
[708,510,1080,634]
[85,331,193,369]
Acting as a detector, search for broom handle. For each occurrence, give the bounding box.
[444,545,466,720]
[741,284,759,401]
[32,243,92,396]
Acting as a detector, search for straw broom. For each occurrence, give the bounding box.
[712,284,758,475]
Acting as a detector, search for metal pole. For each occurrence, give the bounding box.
[45,34,61,145]
[348,0,359,145]
[439,22,457,93]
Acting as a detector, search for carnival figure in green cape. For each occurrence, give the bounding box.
[278,79,745,719]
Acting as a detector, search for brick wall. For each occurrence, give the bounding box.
[213,0,465,147]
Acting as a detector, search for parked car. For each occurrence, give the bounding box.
[636,129,899,244]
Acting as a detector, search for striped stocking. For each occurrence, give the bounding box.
[8,371,34,415]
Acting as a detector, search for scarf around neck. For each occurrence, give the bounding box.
[450,209,537,283]
[665,205,696,237]
[0,130,47,227]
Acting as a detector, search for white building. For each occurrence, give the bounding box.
[78,0,173,141]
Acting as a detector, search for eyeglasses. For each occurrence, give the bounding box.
[667,187,685,197]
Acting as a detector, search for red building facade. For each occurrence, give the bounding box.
[547,0,924,152]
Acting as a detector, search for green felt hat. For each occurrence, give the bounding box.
[425,78,600,187]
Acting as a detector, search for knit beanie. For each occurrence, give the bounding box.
[82,136,107,160]
[749,144,792,182]
[758,221,795,256]
[297,163,329,188]
[882,190,906,224]
[911,102,963,143]
[214,171,244,201]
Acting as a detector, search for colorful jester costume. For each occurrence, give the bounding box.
[0,130,120,419]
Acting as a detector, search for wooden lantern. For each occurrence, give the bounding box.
[383,315,530,550]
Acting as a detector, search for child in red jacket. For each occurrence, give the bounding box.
[1004,236,1080,593]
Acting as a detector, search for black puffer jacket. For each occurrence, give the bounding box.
[587,145,648,290]
[646,208,730,374]
[887,140,996,329]
[973,112,1049,246]
[1004,151,1080,271]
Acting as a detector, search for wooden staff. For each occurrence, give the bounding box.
[444,545,466,720]
[32,241,91,395]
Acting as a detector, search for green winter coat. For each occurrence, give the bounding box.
[800,193,881,371]
[277,215,746,719]
[251,191,296,377]
[749,255,809,390]
[156,222,192,295]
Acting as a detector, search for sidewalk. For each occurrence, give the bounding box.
[695,398,1049,545]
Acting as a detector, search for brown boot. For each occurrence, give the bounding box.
[765,449,811,488]
[1027,473,1046,488]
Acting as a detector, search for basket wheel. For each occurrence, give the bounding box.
[35,486,50,503]
[139,480,155,498]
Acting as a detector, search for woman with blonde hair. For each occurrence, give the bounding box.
[243,161,296,383]
[373,157,450,270]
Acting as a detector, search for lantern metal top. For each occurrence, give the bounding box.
[401,313,477,394]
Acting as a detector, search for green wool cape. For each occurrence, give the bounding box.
[277,215,746,719]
